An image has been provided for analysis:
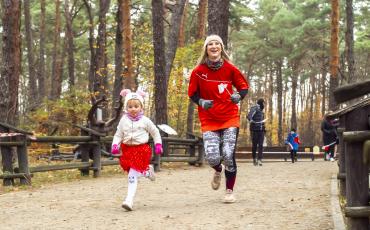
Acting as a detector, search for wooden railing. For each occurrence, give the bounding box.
[0,122,204,186]
[328,79,370,230]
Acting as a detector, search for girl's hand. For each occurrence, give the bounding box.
[155,143,163,155]
[111,144,119,155]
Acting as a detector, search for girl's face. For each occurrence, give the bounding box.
[206,41,222,61]
[126,99,142,117]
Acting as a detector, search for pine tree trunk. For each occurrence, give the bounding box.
[38,0,46,103]
[290,65,298,130]
[82,0,95,95]
[345,0,355,83]
[24,0,37,108]
[94,0,111,102]
[113,0,124,113]
[50,0,62,100]
[208,0,229,48]
[329,0,339,110]
[197,0,207,39]
[122,0,135,91]
[151,0,167,124]
[165,0,187,79]
[178,0,188,47]
[0,0,21,125]
[276,59,283,145]
[64,0,75,89]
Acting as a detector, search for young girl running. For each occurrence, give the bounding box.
[111,89,162,211]
[285,128,301,163]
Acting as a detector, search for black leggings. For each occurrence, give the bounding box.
[290,150,297,162]
[251,131,264,160]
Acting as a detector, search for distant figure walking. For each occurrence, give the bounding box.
[321,114,338,162]
[247,98,266,166]
[111,89,163,211]
[188,34,249,203]
[285,128,301,163]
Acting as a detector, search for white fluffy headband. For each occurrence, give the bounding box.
[120,89,147,108]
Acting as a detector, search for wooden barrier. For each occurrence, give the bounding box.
[328,80,370,230]
[0,127,204,185]
[236,146,317,161]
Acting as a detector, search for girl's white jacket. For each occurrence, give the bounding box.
[112,115,162,146]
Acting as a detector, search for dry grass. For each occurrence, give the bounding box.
[0,157,190,195]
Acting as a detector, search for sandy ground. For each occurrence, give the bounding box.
[0,160,338,230]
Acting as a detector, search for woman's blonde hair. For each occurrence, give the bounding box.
[197,34,231,65]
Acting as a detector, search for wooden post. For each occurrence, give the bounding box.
[345,106,370,230]
[16,135,31,185]
[196,139,204,166]
[79,144,90,176]
[91,134,101,178]
[337,125,345,197]
[1,136,14,186]
[187,134,196,166]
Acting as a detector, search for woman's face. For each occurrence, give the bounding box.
[206,41,222,61]
[126,99,142,117]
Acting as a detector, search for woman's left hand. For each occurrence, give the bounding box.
[231,93,241,104]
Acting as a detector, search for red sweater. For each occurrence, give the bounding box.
[188,60,249,132]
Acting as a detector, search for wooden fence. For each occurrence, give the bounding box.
[329,79,370,230]
[0,122,204,186]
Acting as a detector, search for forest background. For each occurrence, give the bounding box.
[0,0,369,147]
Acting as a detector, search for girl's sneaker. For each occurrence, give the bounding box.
[146,165,156,181]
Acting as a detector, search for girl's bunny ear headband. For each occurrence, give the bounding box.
[120,89,147,108]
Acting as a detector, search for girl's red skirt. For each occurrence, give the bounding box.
[119,143,152,173]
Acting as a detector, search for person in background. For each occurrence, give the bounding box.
[247,98,266,166]
[188,34,249,203]
[111,89,163,211]
[285,128,301,163]
[321,113,338,162]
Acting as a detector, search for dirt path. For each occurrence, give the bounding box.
[0,160,338,230]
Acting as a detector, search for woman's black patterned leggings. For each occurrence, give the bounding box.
[202,127,238,173]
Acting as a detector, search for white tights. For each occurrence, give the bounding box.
[125,168,146,204]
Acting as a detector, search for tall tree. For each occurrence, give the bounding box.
[113,0,125,111]
[93,0,111,105]
[208,0,230,48]
[152,0,187,125]
[197,0,207,39]
[64,0,75,89]
[24,0,37,108]
[329,0,339,110]
[151,0,167,124]
[178,0,188,47]
[164,0,187,80]
[0,0,21,125]
[38,0,46,102]
[122,0,135,91]
[345,0,355,83]
[82,0,95,94]
[50,0,62,100]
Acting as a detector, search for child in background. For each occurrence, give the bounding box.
[111,89,163,211]
[285,128,301,163]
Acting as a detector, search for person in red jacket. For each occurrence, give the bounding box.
[188,34,249,203]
